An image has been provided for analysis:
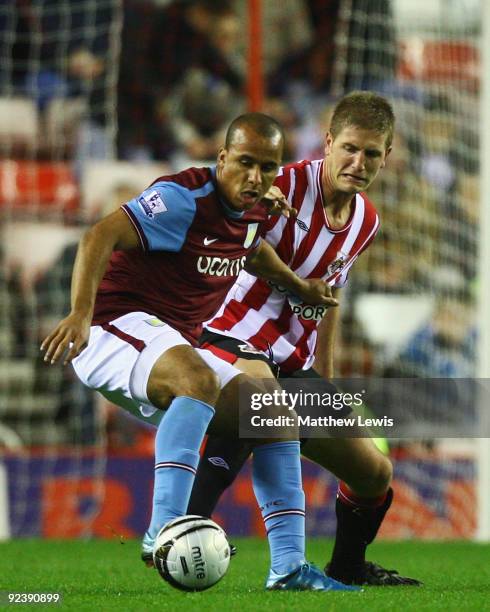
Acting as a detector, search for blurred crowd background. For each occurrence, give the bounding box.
[0,0,482,449]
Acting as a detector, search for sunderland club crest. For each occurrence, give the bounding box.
[327,251,350,276]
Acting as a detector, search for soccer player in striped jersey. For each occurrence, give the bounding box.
[40,113,358,592]
[190,92,421,586]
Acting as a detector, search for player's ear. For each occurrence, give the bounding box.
[324,132,333,156]
[381,145,392,168]
[217,147,227,167]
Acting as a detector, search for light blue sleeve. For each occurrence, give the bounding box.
[123,181,197,251]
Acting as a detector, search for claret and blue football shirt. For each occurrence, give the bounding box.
[93,166,267,344]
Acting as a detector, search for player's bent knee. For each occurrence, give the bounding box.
[376,455,393,490]
[146,377,174,410]
[352,454,393,497]
[369,458,392,497]
[177,365,220,405]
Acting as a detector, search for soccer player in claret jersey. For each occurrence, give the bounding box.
[41,113,357,593]
[189,93,422,587]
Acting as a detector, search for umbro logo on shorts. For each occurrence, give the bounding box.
[208,457,230,470]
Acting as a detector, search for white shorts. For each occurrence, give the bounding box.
[72,312,241,426]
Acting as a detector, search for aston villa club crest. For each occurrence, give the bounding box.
[327,251,350,276]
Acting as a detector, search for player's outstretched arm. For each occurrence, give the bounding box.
[40,209,139,365]
[245,240,339,307]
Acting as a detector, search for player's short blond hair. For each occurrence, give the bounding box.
[330,91,395,149]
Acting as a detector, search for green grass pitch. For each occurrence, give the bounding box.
[1,538,490,611]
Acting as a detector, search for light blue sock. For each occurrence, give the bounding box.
[147,396,214,539]
[252,441,305,575]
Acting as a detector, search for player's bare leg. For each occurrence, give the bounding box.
[302,436,419,585]
[147,344,221,405]
[301,436,392,497]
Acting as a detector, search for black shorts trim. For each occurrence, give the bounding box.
[199,329,278,374]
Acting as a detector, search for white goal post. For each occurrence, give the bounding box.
[476,0,490,541]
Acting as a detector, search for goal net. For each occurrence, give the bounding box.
[0,0,124,539]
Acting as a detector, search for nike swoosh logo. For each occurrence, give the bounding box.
[203,237,218,246]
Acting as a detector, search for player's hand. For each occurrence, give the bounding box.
[261,186,297,218]
[296,279,339,307]
[40,311,91,365]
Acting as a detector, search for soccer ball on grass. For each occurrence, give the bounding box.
[153,515,231,591]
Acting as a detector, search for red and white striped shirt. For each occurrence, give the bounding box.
[205,159,380,372]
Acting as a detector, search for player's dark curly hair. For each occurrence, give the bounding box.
[330,91,395,148]
[225,113,285,150]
